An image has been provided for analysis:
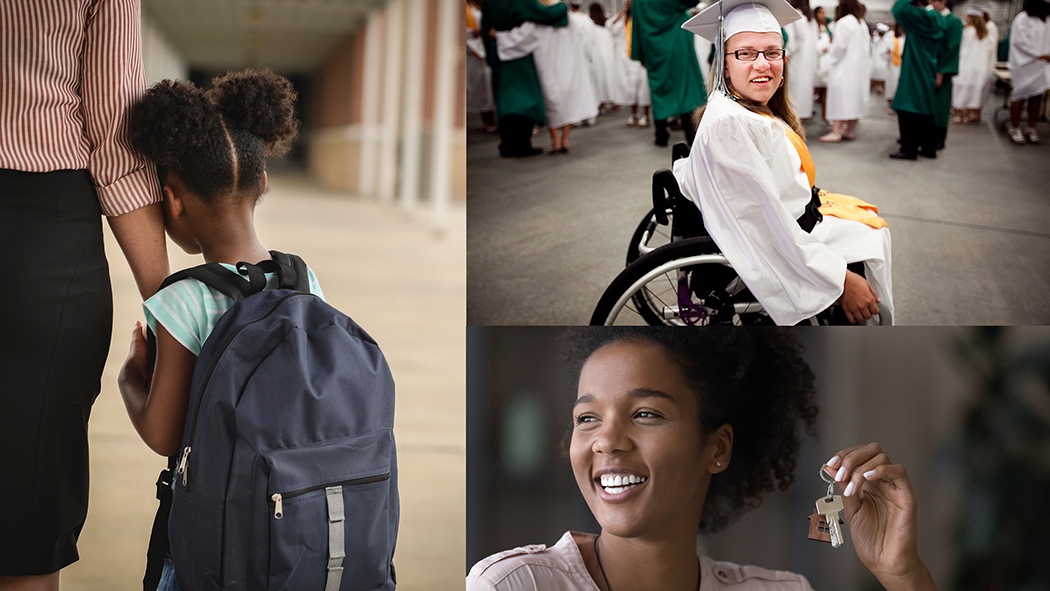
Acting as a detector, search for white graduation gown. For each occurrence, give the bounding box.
[825,15,871,120]
[608,16,651,106]
[882,32,905,100]
[1007,12,1050,101]
[870,33,889,82]
[467,6,495,113]
[570,11,611,105]
[497,20,599,128]
[674,92,894,325]
[815,25,832,87]
[589,20,621,105]
[785,13,818,118]
[952,26,996,110]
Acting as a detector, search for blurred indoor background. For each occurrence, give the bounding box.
[467,327,1050,591]
[62,1,466,589]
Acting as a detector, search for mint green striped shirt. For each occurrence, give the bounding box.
[143,263,325,357]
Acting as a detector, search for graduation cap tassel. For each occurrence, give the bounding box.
[713,3,729,97]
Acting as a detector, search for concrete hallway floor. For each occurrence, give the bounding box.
[62,173,465,590]
[467,91,1050,325]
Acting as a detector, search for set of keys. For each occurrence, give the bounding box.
[808,466,845,548]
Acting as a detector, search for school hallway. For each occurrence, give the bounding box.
[64,173,466,590]
[467,91,1050,325]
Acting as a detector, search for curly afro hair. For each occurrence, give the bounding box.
[561,327,819,534]
[128,68,299,207]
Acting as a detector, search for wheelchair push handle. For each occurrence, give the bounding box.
[651,169,685,226]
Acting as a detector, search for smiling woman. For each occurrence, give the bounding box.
[467,328,942,591]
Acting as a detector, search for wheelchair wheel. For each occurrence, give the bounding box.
[591,237,769,326]
[626,207,674,266]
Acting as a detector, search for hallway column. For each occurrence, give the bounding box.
[379,0,405,204]
[427,0,458,231]
[399,0,425,209]
[359,9,384,198]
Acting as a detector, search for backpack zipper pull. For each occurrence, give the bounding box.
[272,493,283,519]
[177,447,191,487]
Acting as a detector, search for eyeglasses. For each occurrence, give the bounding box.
[729,48,785,61]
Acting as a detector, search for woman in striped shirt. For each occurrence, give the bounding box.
[0,1,169,587]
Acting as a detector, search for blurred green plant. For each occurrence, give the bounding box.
[952,327,1050,591]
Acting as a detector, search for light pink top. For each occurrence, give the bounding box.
[468,532,816,591]
[0,0,161,216]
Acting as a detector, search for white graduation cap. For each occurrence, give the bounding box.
[965,5,983,15]
[681,0,800,96]
[682,0,800,42]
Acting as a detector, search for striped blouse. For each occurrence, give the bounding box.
[0,0,161,216]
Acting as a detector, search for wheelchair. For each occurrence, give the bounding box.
[589,142,860,326]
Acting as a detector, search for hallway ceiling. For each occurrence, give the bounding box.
[143,0,387,74]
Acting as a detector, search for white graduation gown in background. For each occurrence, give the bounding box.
[673,92,894,325]
[609,16,651,106]
[570,11,610,106]
[825,15,871,120]
[952,26,996,110]
[497,20,599,128]
[785,12,818,118]
[588,18,621,105]
[815,25,832,87]
[467,5,495,113]
[882,32,904,100]
[870,33,889,82]
[1007,12,1050,101]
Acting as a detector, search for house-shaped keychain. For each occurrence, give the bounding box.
[807,508,842,543]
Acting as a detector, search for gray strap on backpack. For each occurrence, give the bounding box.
[325,486,346,591]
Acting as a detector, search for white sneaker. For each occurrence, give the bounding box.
[1008,126,1026,145]
[637,115,650,127]
[1026,128,1040,144]
[626,115,638,127]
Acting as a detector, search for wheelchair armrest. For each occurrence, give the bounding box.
[651,169,684,226]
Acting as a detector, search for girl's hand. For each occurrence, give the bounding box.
[119,321,152,391]
[840,270,881,324]
[824,443,939,591]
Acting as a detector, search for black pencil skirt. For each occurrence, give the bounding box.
[0,169,113,575]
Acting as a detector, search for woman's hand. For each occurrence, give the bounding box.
[840,270,881,323]
[824,443,939,591]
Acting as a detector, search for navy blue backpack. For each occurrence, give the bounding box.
[145,252,397,591]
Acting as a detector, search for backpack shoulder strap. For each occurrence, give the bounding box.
[159,263,253,302]
[269,250,311,292]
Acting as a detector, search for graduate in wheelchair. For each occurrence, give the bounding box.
[591,0,893,326]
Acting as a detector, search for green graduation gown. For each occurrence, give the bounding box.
[890,0,945,115]
[482,0,569,124]
[630,0,707,121]
[932,8,962,127]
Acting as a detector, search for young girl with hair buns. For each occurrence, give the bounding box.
[116,68,325,590]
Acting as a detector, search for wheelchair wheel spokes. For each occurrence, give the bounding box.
[591,237,762,326]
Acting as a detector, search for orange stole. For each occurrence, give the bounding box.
[817,191,888,229]
[625,18,632,58]
[466,2,478,31]
[760,113,888,229]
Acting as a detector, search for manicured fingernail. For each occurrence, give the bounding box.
[863,469,876,478]
[835,466,847,481]
[844,481,855,496]
[826,455,840,468]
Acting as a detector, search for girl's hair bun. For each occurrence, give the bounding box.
[129,79,216,169]
[207,68,300,157]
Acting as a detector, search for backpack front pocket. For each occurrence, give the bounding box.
[255,430,396,591]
